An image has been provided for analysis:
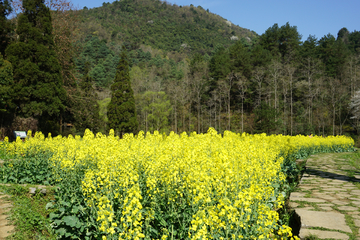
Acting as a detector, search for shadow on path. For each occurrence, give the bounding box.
[305,168,360,183]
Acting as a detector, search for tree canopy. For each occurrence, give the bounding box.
[107,46,138,136]
[5,0,66,133]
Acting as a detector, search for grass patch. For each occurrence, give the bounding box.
[291,200,323,211]
[345,214,359,240]
[342,151,360,178]
[0,184,56,239]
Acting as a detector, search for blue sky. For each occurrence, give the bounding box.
[72,0,359,42]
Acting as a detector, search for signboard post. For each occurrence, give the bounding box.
[13,131,27,139]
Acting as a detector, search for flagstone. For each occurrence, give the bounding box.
[323,187,347,191]
[337,206,359,211]
[318,206,333,211]
[354,219,360,227]
[334,193,353,199]
[317,204,334,207]
[312,194,337,200]
[299,229,349,240]
[350,201,360,206]
[289,202,299,208]
[296,209,351,233]
[350,214,360,219]
[292,197,327,203]
[330,200,350,205]
[350,190,360,195]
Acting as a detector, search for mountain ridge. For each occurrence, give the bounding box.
[76,0,257,55]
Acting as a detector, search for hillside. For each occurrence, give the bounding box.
[77,0,257,54]
[73,0,258,90]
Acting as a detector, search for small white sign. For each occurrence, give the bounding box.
[14,131,27,138]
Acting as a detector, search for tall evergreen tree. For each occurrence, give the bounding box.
[318,34,349,79]
[0,54,13,127]
[107,46,138,136]
[254,102,282,134]
[0,0,12,56]
[5,0,66,133]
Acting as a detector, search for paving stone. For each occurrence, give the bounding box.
[353,219,360,227]
[0,221,11,227]
[300,186,317,190]
[341,183,357,187]
[317,203,334,207]
[318,206,333,211]
[299,229,349,240]
[349,197,360,200]
[334,193,353,199]
[330,200,349,205]
[0,204,12,209]
[0,225,14,238]
[347,211,360,216]
[292,197,327,203]
[290,192,307,197]
[295,209,352,233]
[350,190,360,195]
[322,187,346,191]
[289,202,299,208]
[350,201,360,206]
[299,206,317,211]
[312,194,337,201]
[337,206,359,211]
[0,195,11,199]
[329,180,347,184]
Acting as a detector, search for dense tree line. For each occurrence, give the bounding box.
[1,0,359,140]
[128,23,360,137]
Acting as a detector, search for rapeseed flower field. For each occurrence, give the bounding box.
[0,128,354,239]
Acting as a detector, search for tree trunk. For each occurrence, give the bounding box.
[241,99,244,133]
[174,104,177,133]
[333,104,336,136]
[290,80,293,136]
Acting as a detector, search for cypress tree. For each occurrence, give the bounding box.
[0,54,13,127]
[5,0,66,133]
[0,0,12,56]
[107,46,138,136]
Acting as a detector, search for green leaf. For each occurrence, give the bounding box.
[45,202,53,210]
[54,219,62,225]
[56,228,66,235]
[159,217,167,227]
[72,205,79,214]
[60,200,71,207]
[62,215,79,227]
[75,221,82,229]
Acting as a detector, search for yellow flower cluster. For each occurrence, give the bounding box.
[3,128,354,239]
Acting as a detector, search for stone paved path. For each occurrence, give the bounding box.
[0,160,15,239]
[0,191,14,239]
[290,152,360,240]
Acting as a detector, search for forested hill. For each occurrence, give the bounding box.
[77,0,257,54]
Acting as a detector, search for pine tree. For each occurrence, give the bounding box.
[0,0,12,56]
[107,46,138,136]
[5,0,66,133]
[254,102,282,134]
